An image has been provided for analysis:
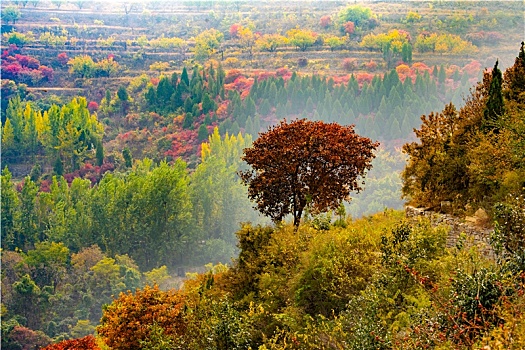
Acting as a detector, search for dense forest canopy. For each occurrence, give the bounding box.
[1,0,524,348]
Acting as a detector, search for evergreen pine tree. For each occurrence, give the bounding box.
[230,121,240,135]
[183,112,194,129]
[438,64,446,85]
[145,85,157,111]
[171,72,179,89]
[482,60,504,133]
[181,67,190,86]
[198,124,209,141]
[201,93,216,115]
[432,65,439,77]
[54,155,64,175]
[183,97,193,113]
[122,147,133,168]
[245,116,254,137]
[244,97,257,117]
[253,115,261,136]
[96,140,104,166]
[259,99,271,116]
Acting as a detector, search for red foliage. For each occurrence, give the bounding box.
[15,54,29,67]
[39,65,54,81]
[364,59,378,71]
[63,162,115,186]
[39,179,51,192]
[255,71,276,81]
[8,326,51,350]
[397,29,412,42]
[463,60,482,77]
[88,101,99,112]
[5,44,21,56]
[2,63,22,79]
[164,129,199,159]
[42,335,100,350]
[27,57,41,69]
[107,53,115,60]
[332,75,350,85]
[466,31,504,46]
[411,62,431,74]
[3,53,49,84]
[342,58,358,72]
[343,21,355,35]
[356,72,374,85]
[276,67,292,78]
[229,23,241,38]
[57,52,69,66]
[319,15,332,28]
[240,119,378,226]
[150,77,160,86]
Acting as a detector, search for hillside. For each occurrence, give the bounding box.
[1,1,525,348]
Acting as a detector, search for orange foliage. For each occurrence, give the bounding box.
[356,72,374,85]
[364,59,378,71]
[224,69,244,84]
[396,64,411,76]
[97,285,186,350]
[150,77,159,86]
[42,335,100,350]
[446,64,461,78]
[332,75,350,85]
[215,102,229,119]
[411,62,431,74]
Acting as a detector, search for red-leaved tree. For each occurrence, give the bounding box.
[42,335,100,350]
[240,119,379,227]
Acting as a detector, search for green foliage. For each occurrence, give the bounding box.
[286,28,317,51]
[192,29,224,61]
[482,60,504,133]
[338,5,375,28]
[2,6,21,24]
[402,44,525,212]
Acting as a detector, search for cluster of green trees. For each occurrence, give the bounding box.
[1,128,264,342]
[1,96,104,173]
[1,128,258,270]
[229,67,472,143]
[402,43,525,213]
[86,209,524,349]
[144,64,225,119]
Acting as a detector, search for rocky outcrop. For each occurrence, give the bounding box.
[405,206,495,259]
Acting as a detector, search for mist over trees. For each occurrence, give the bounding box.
[1,0,524,347]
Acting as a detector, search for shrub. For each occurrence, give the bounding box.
[342,58,358,72]
[97,285,186,350]
[319,15,332,28]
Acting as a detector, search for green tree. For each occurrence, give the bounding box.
[483,60,504,133]
[95,140,104,166]
[68,55,97,79]
[1,168,21,250]
[198,124,209,141]
[192,29,224,62]
[2,6,21,25]
[122,147,133,168]
[286,28,317,51]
